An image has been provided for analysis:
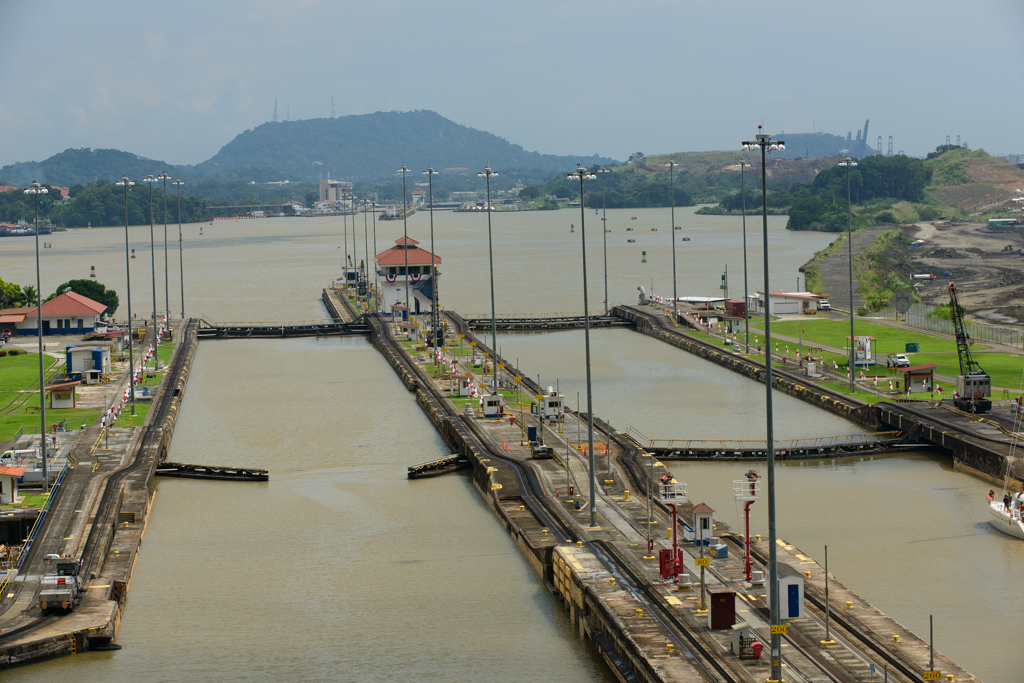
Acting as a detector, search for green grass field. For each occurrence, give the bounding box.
[0,491,49,509]
[912,352,1024,392]
[0,408,101,441]
[0,353,62,394]
[750,319,973,355]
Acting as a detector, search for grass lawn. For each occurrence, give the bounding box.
[157,342,176,365]
[750,319,977,356]
[912,352,1024,392]
[108,401,151,427]
[817,382,898,404]
[0,353,62,394]
[0,408,102,441]
[0,492,49,509]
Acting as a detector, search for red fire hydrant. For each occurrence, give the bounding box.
[751,641,763,662]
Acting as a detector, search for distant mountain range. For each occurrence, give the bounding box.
[0,110,616,187]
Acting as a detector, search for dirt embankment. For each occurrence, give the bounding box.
[909,221,1024,325]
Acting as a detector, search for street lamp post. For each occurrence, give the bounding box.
[172,179,185,318]
[734,161,752,350]
[741,127,785,682]
[397,166,412,320]
[477,166,499,397]
[598,167,610,315]
[371,200,379,312]
[363,199,370,299]
[568,166,599,529]
[115,176,137,416]
[158,172,171,325]
[838,157,858,393]
[423,167,440,366]
[141,174,159,358]
[666,161,679,320]
[24,181,49,491]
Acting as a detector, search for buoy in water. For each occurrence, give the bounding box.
[570,223,574,233]
[642,250,647,263]
[131,249,136,259]
[90,265,96,278]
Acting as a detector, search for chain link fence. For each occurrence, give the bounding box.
[866,304,1022,349]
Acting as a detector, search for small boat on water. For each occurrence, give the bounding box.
[627,239,636,243]
[631,217,637,220]
[627,227,634,232]
[989,500,1024,539]
[681,237,691,241]
[651,227,658,231]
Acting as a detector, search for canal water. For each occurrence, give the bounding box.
[1,208,1020,681]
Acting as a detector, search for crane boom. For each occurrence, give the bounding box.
[948,280,983,376]
[948,280,991,413]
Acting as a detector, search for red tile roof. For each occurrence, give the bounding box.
[692,502,715,514]
[20,291,107,317]
[374,238,441,266]
[0,466,27,476]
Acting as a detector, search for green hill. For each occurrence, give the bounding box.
[195,110,616,180]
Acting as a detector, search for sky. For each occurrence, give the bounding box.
[1,0,1022,168]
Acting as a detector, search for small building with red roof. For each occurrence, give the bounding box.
[374,237,442,316]
[0,291,107,336]
[0,465,27,504]
[895,363,939,393]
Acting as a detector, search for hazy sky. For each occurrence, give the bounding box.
[2,0,1022,168]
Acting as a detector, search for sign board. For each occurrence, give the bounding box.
[470,341,477,346]
[694,557,710,567]
[891,289,913,314]
[498,364,504,369]
[458,334,465,338]
[922,672,941,681]
[770,624,789,635]
[514,376,521,381]
[535,394,543,401]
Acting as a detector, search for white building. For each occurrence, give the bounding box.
[374,237,441,316]
[319,179,353,204]
[0,465,26,504]
[755,291,824,315]
[0,291,107,336]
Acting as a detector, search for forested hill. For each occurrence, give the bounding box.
[195,110,616,180]
[0,148,180,188]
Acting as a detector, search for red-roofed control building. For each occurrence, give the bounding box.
[0,291,107,336]
[374,237,441,315]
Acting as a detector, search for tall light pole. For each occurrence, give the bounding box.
[397,166,411,319]
[351,188,358,288]
[24,181,49,491]
[172,179,185,318]
[598,167,610,315]
[343,208,349,285]
[141,174,159,357]
[666,161,679,320]
[478,166,499,396]
[568,166,599,529]
[741,126,785,682]
[115,176,137,416]
[838,157,858,393]
[734,160,752,350]
[157,172,171,325]
[371,200,379,313]
[363,198,370,296]
[423,167,440,365]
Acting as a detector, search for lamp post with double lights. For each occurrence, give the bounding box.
[24,181,49,490]
[598,167,611,314]
[423,167,440,366]
[838,157,858,393]
[666,161,679,320]
[141,174,159,357]
[568,166,599,529]
[478,166,499,397]
[734,160,752,350]
[371,200,379,312]
[115,176,137,416]
[397,166,412,320]
[740,127,784,683]
[172,179,185,318]
[157,172,171,327]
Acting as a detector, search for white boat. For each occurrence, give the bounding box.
[988,500,1024,539]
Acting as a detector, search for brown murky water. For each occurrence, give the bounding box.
[1,209,1018,681]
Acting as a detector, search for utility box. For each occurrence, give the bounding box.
[712,544,728,559]
[707,586,736,629]
[725,299,745,316]
[659,548,674,579]
[527,426,538,443]
[905,342,920,353]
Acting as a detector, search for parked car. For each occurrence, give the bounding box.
[891,353,911,368]
[817,300,831,311]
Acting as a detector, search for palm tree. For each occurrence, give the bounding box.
[20,285,37,307]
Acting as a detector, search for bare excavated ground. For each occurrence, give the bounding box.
[909,221,1024,325]
[811,225,893,309]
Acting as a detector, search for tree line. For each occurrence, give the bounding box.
[0,180,207,227]
[0,276,119,315]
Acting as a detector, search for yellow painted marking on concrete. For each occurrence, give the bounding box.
[571,563,583,570]
[665,596,682,606]
[795,554,808,560]
[739,609,749,612]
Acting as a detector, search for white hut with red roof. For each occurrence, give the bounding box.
[374,237,442,315]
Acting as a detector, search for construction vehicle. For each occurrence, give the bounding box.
[948,280,992,414]
[40,554,84,612]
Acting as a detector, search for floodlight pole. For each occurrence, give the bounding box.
[25,181,49,491]
[158,172,170,325]
[839,156,858,393]
[142,174,159,359]
[398,166,411,318]
[116,176,137,416]
[742,127,785,683]
[172,179,185,318]
[666,161,679,320]
[424,167,439,366]
[568,166,598,528]
[598,167,610,315]
[478,167,499,397]
[735,161,752,350]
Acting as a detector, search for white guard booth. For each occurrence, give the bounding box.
[684,502,715,544]
[542,388,564,418]
[769,563,805,619]
[481,393,505,418]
